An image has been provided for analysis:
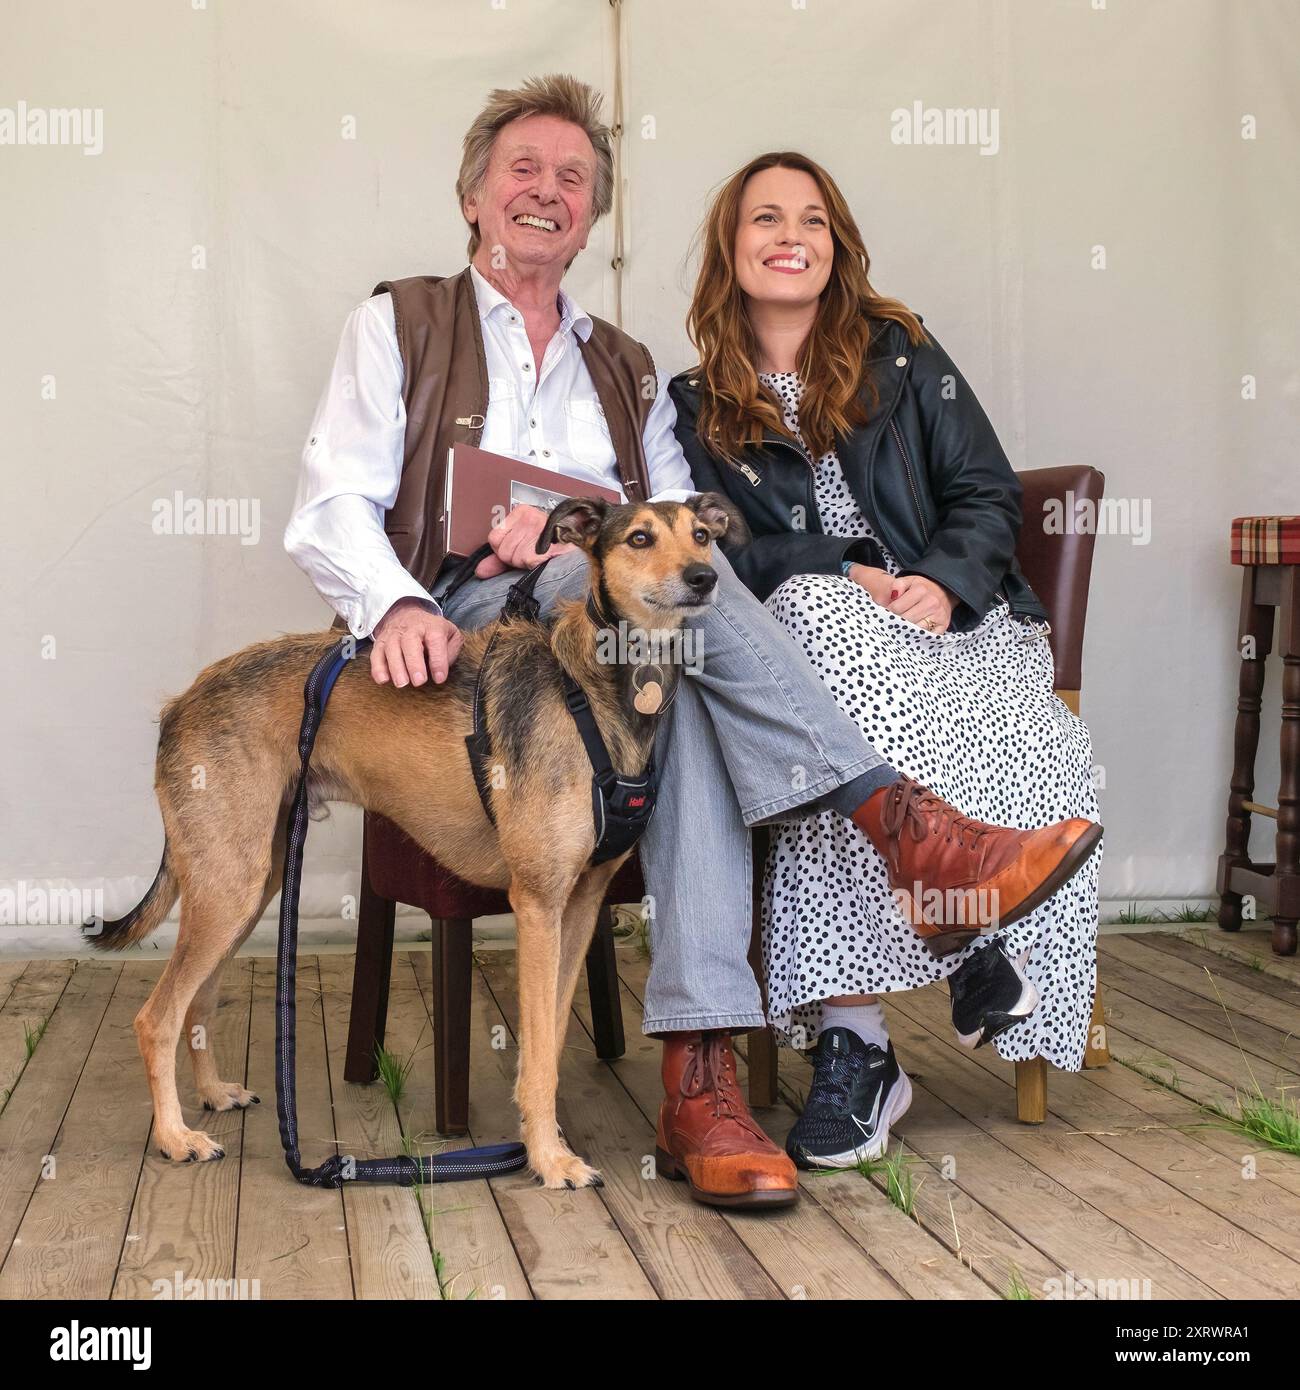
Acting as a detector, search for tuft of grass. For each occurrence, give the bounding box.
[1210,1091,1300,1157]
[1248,955,1264,972]
[375,1043,415,1107]
[1005,1265,1035,1300]
[853,1142,923,1216]
[23,1018,49,1060]
[1167,904,1215,924]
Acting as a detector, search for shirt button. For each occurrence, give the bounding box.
[530,418,537,428]
[542,449,551,458]
[523,363,532,373]
[895,356,908,367]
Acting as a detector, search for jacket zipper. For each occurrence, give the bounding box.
[888,418,931,546]
[762,434,820,534]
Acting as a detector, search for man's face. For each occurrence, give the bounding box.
[464,113,597,274]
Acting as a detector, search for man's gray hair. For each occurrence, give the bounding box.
[456,73,615,259]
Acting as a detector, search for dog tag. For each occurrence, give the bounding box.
[633,680,663,715]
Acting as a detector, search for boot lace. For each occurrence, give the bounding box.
[680,1034,766,1140]
[878,776,993,872]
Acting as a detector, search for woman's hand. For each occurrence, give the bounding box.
[885,574,955,632]
[847,565,954,631]
[846,563,896,606]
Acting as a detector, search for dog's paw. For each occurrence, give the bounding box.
[156,1127,226,1163]
[199,1081,260,1112]
[530,1149,602,1191]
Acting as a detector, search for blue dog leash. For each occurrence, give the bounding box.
[275,635,528,1188]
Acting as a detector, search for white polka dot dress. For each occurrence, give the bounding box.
[758,371,1102,1070]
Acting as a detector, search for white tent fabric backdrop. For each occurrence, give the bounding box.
[3,0,1297,955]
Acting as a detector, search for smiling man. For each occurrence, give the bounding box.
[285,74,1088,1209]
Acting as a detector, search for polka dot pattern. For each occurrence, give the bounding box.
[756,373,1102,1071]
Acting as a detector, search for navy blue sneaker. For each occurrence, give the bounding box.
[786,1027,912,1169]
[949,939,1039,1048]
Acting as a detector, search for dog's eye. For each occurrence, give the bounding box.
[693,527,710,545]
[627,530,653,547]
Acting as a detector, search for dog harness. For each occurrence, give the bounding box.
[442,543,662,867]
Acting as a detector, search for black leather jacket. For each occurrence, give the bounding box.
[668,315,1048,632]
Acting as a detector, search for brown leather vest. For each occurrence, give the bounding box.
[372,266,656,597]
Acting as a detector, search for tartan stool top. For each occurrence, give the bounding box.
[1231,515,1300,566]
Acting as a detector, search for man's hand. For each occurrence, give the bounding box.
[371,598,463,687]
[474,504,577,578]
[884,573,955,632]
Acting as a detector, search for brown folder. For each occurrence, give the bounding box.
[441,442,622,562]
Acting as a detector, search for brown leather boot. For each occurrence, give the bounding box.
[853,776,1103,957]
[655,1032,798,1209]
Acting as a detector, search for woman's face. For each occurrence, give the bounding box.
[732,166,835,309]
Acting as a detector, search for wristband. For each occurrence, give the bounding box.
[840,559,855,576]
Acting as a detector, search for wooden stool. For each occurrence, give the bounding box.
[1217,515,1300,957]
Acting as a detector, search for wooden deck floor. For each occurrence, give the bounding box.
[1,929,1298,1300]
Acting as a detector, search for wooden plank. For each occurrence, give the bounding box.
[0,961,76,1111]
[478,950,783,1300]
[1062,1026,1300,1199]
[1097,952,1300,1077]
[223,958,353,1300]
[1,964,161,1299]
[382,952,532,1301]
[887,985,1299,1298]
[1101,980,1300,1101]
[108,962,253,1300]
[1100,935,1300,1039]
[411,951,653,1301]
[1177,925,1300,989]
[0,961,121,1269]
[0,961,31,1007]
[737,1024,1207,1301]
[315,954,441,1299]
[572,961,934,1295]
[896,974,1300,1269]
[1117,931,1300,1010]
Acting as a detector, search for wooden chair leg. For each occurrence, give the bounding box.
[431,918,472,1136]
[1015,1056,1048,1124]
[586,904,626,1061]
[1218,566,1273,933]
[747,827,779,1107]
[1274,569,1300,956]
[1083,984,1111,1068]
[344,850,396,1084]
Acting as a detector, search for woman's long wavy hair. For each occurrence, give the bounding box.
[688,151,929,465]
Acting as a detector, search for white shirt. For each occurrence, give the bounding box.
[285,264,695,638]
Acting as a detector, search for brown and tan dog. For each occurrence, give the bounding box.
[89,492,745,1189]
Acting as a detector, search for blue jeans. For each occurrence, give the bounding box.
[431,549,890,1033]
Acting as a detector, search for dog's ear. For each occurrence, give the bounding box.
[686,492,751,551]
[539,495,609,553]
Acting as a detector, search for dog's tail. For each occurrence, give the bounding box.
[83,846,180,951]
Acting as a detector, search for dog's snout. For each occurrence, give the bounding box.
[682,563,717,596]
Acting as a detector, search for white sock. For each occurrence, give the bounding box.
[822,1001,889,1051]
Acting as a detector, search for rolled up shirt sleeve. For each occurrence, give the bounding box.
[643,368,698,503]
[283,293,439,639]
